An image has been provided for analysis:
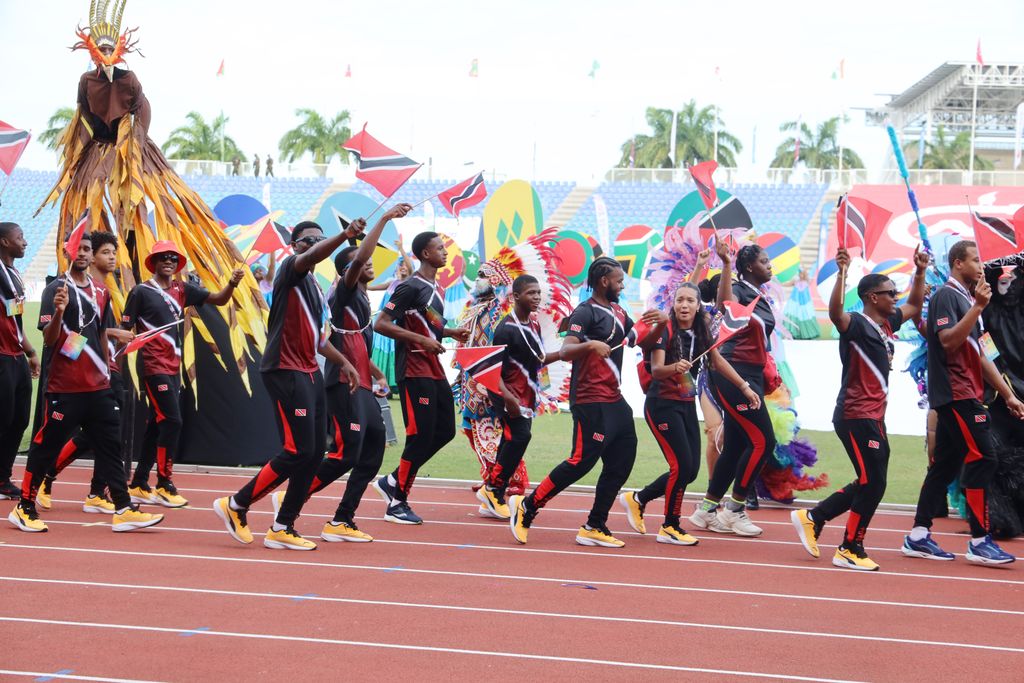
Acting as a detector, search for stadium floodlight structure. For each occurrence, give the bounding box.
[867,62,1024,181]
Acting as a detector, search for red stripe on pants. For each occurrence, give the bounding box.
[965,488,988,532]
[276,402,297,454]
[328,416,345,461]
[716,388,767,487]
[951,409,984,464]
[845,510,863,544]
[404,388,418,436]
[145,383,166,423]
[849,437,868,485]
[55,439,78,475]
[645,406,679,517]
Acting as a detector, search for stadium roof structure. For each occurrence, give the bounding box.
[867,62,1024,143]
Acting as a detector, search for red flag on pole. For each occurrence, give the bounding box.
[63,211,89,264]
[836,195,893,258]
[438,173,487,218]
[116,320,185,358]
[971,210,1023,262]
[216,59,225,77]
[341,125,421,198]
[0,121,31,176]
[249,217,289,255]
[976,39,984,67]
[627,318,655,347]
[707,296,760,354]
[688,160,719,211]
[453,345,505,395]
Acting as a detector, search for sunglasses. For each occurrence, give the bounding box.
[157,254,180,264]
[871,289,898,298]
[294,235,325,246]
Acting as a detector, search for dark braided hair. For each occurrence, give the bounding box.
[586,256,621,291]
[735,244,764,282]
[666,282,713,373]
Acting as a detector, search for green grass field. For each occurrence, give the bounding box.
[18,301,930,504]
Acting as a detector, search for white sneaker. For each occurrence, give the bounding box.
[716,507,763,537]
[689,506,734,534]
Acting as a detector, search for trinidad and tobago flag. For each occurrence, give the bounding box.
[342,125,421,198]
[971,208,1024,262]
[453,344,505,395]
[707,296,760,353]
[0,121,31,176]
[438,172,487,218]
[688,160,719,211]
[836,194,893,259]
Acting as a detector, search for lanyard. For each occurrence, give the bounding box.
[146,280,184,321]
[855,312,895,369]
[1,262,24,300]
[69,277,99,330]
[589,302,624,343]
[512,315,545,362]
[329,289,371,335]
[945,279,984,332]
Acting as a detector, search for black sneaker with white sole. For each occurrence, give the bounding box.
[385,501,423,525]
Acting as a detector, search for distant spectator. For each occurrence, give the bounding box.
[231,157,241,176]
[252,154,260,177]
[265,155,274,178]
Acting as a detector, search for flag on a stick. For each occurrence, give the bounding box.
[688,160,719,211]
[342,125,421,198]
[0,121,31,176]
[453,345,505,395]
[116,320,185,358]
[216,59,225,77]
[249,216,289,255]
[707,296,760,354]
[627,318,655,347]
[976,39,984,67]
[836,194,893,258]
[971,210,1023,262]
[63,211,90,263]
[438,173,487,218]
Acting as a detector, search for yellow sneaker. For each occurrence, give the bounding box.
[476,487,510,520]
[155,484,188,508]
[264,526,317,551]
[321,520,373,543]
[8,503,47,532]
[618,491,646,534]
[214,497,253,544]
[657,524,699,546]
[833,544,880,572]
[575,525,625,548]
[36,480,52,510]
[83,495,116,514]
[508,495,535,545]
[790,509,822,559]
[129,486,158,505]
[112,507,164,532]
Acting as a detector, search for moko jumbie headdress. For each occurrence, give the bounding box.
[72,0,140,82]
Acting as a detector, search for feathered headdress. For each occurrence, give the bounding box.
[644,226,702,311]
[72,0,141,82]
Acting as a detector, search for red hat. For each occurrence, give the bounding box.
[145,240,188,274]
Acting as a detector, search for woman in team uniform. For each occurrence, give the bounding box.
[620,282,759,545]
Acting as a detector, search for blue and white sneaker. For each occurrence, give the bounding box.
[902,533,955,561]
[372,475,396,507]
[965,536,1016,566]
[384,501,423,525]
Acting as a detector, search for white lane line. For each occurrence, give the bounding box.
[3,575,1022,654]
[0,543,1020,616]
[0,616,867,682]
[35,497,966,558]
[20,517,1024,587]
[0,670,164,683]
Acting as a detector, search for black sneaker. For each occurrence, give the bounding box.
[0,480,20,500]
[745,489,760,510]
[384,501,423,525]
[373,475,397,506]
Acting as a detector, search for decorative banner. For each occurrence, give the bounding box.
[462,249,481,287]
[756,232,801,284]
[666,189,753,251]
[436,233,466,290]
[316,190,401,285]
[214,194,269,228]
[551,229,595,288]
[613,224,663,278]
[481,179,542,260]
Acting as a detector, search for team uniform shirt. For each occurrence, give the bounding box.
[121,279,208,377]
[834,310,904,422]
[0,261,26,357]
[718,280,775,369]
[38,276,111,393]
[565,299,635,405]
[491,314,545,411]
[261,254,327,374]
[644,327,699,402]
[927,281,984,407]
[385,275,447,381]
[324,283,373,390]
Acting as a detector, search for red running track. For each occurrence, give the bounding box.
[1,466,1022,682]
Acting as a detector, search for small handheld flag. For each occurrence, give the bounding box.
[453,345,505,395]
[696,296,760,360]
[971,209,1023,262]
[627,318,655,348]
[249,217,289,255]
[63,211,90,268]
[341,125,421,198]
[836,195,893,258]
[115,320,185,359]
[0,120,31,177]
[688,160,719,211]
[438,173,487,218]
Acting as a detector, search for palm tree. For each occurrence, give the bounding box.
[38,107,75,151]
[161,112,243,161]
[908,125,993,171]
[278,109,352,164]
[771,117,864,168]
[618,101,742,168]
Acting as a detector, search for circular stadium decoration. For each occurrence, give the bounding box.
[462,249,481,286]
[436,234,466,290]
[756,232,801,284]
[551,229,595,288]
[816,257,869,310]
[666,189,753,245]
[613,224,663,278]
[481,180,542,260]
[213,194,270,228]
[315,191,401,285]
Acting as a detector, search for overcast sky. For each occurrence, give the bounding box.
[3,0,1022,182]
